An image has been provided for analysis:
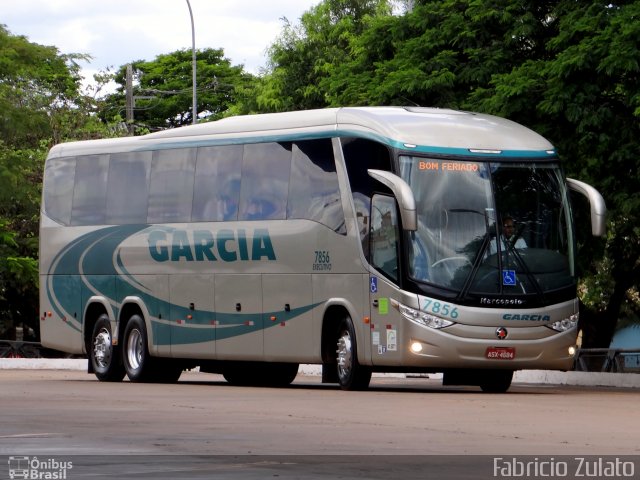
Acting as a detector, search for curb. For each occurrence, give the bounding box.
[2,359,638,388]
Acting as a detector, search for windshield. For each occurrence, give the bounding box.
[399,157,575,298]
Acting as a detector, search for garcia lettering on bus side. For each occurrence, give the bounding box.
[147,228,276,262]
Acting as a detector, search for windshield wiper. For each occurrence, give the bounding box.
[455,208,497,301]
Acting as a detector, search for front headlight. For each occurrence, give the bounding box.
[547,313,579,332]
[395,301,454,329]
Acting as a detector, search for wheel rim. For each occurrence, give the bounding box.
[93,327,112,369]
[336,329,353,380]
[126,328,143,371]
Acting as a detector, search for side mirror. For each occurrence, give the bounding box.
[566,178,607,237]
[367,169,417,231]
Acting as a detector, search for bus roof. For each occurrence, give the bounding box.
[47,107,555,158]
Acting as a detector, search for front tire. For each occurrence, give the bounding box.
[480,370,513,393]
[223,362,298,387]
[90,315,125,382]
[336,316,371,391]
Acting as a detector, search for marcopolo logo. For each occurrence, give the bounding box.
[147,227,276,263]
[8,456,73,479]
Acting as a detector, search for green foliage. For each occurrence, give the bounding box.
[2,1,638,347]
[0,25,92,147]
[0,25,97,339]
[104,48,255,130]
[0,144,42,339]
[256,0,638,345]
[468,1,640,345]
[247,0,392,112]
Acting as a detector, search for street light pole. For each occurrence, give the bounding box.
[186,0,197,124]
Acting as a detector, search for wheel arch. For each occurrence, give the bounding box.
[118,297,153,353]
[320,299,366,365]
[83,298,113,359]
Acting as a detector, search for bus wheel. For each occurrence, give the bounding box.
[480,370,513,393]
[267,363,299,387]
[123,314,156,383]
[90,315,125,382]
[223,362,298,387]
[222,364,248,385]
[336,316,371,391]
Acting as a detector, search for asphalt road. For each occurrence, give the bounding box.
[1,370,638,479]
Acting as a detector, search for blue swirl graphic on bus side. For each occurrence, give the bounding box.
[46,225,318,345]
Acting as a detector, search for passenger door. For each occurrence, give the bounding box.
[368,195,403,366]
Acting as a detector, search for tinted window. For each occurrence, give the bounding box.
[239,143,291,221]
[288,140,345,234]
[147,148,196,223]
[370,195,399,282]
[71,155,109,225]
[342,138,393,256]
[192,145,242,222]
[106,151,152,224]
[49,138,348,228]
[44,157,75,225]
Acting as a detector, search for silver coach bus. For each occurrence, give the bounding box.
[39,107,606,392]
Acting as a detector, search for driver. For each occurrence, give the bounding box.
[490,215,527,254]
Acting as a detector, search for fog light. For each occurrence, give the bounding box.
[568,346,577,357]
[410,342,423,353]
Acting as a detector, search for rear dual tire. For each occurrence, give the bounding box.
[121,314,182,383]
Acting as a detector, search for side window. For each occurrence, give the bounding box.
[44,157,76,225]
[71,154,109,226]
[147,148,196,223]
[288,139,346,234]
[192,145,242,222]
[106,151,152,224]
[342,138,393,256]
[239,142,291,221]
[370,195,400,282]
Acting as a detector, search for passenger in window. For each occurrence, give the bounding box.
[244,199,263,220]
[199,195,234,222]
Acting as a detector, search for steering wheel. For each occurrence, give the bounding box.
[431,256,472,268]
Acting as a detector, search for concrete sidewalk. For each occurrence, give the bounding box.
[1,358,639,388]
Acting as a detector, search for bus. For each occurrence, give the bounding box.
[39,106,606,392]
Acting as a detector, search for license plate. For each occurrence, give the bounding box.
[486,347,516,360]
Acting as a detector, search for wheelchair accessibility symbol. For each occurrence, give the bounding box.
[502,270,516,286]
[370,277,378,294]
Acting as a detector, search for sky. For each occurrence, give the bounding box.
[3,0,321,84]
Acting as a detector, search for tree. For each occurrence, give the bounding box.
[104,48,255,130]
[0,25,103,341]
[260,0,638,346]
[323,0,561,107]
[0,143,40,339]
[0,25,87,146]
[249,0,392,113]
[467,1,640,347]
